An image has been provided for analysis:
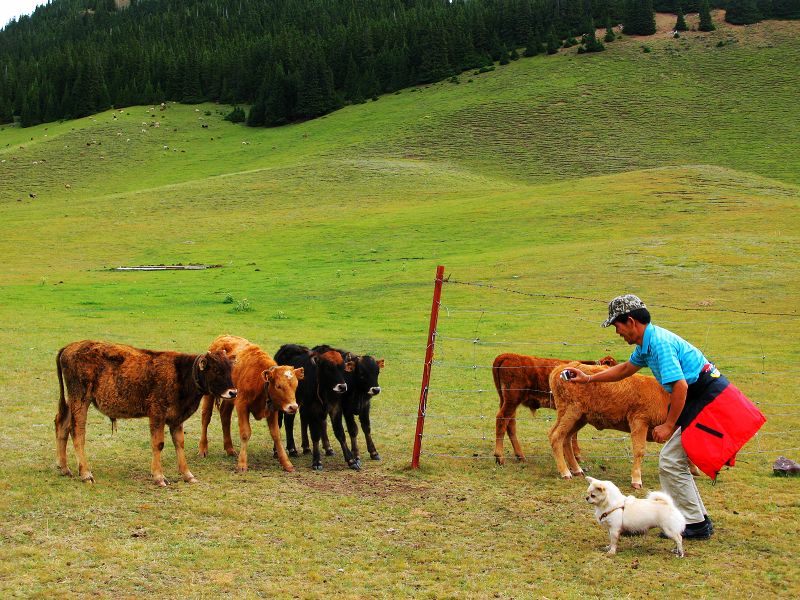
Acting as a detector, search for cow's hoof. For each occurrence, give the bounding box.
[197,450,208,458]
[81,472,95,484]
[282,464,295,473]
[349,459,362,471]
[370,453,381,461]
[272,450,278,459]
[325,448,335,457]
[225,449,237,457]
[494,456,505,466]
[571,469,585,477]
[235,465,248,473]
[302,448,311,455]
[312,463,323,471]
[560,473,573,480]
[631,482,642,490]
[184,475,199,484]
[154,478,168,487]
[59,466,73,477]
[288,449,299,457]
[515,455,526,462]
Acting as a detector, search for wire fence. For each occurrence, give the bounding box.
[413,275,800,467]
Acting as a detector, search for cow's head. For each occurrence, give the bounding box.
[598,355,618,367]
[313,350,355,394]
[349,353,385,397]
[198,350,237,399]
[264,365,304,414]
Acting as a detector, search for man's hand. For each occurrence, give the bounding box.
[652,423,676,443]
[564,368,591,384]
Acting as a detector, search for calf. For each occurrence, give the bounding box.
[55,340,236,486]
[197,335,304,472]
[310,345,385,465]
[548,362,669,488]
[492,354,617,465]
[274,344,354,470]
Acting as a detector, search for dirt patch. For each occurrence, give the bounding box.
[299,471,431,499]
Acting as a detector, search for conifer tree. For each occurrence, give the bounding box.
[623,0,657,36]
[698,0,716,31]
[725,0,762,24]
[675,5,688,31]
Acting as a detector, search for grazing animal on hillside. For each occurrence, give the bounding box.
[197,335,304,472]
[492,354,618,465]
[307,345,385,464]
[548,362,670,488]
[55,340,236,486]
[274,344,354,470]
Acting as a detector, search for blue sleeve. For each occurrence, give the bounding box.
[629,346,647,367]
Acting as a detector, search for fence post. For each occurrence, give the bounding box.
[411,265,445,469]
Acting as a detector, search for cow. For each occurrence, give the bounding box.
[55,340,236,486]
[492,354,618,466]
[197,335,304,473]
[548,362,669,489]
[308,345,385,465]
[273,344,354,470]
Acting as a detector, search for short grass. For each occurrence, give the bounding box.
[0,14,799,599]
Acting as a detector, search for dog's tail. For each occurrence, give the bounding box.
[646,491,677,506]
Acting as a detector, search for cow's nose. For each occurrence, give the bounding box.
[285,403,298,415]
[333,383,347,393]
[369,386,381,396]
[224,389,237,399]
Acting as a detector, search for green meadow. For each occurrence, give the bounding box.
[1,15,799,598]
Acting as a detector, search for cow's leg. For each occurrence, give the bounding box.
[149,417,168,487]
[330,408,359,470]
[72,402,94,483]
[564,421,586,476]
[494,398,513,465]
[198,394,214,457]
[344,411,360,461]
[170,423,198,483]
[268,411,294,472]
[360,407,380,460]
[300,413,313,455]
[548,408,579,480]
[321,418,334,456]
[55,399,73,477]
[571,433,583,463]
[219,400,237,457]
[629,420,648,489]
[308,417,323,471]
[284,412,299,457]
[235,404,252,473]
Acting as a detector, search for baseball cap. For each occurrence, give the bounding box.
[602,294,646,328]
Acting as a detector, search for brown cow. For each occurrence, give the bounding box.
[548,362,669,488]
[55,340,236,486]
[492,354,617,465]
[198,335,304,472]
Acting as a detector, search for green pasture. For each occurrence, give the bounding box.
[1,17,799,599]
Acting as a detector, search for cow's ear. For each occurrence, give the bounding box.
[345,352,357,363]
[345,361,355,372]
[293,367,304,380]
[198,355,208,371]
[311,355,318,366]
[377,359,385,370]
[263,366,277,382]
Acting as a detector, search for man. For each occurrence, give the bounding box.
[565,294,713,540]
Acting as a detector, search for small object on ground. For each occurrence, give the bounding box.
[773,456,800,476]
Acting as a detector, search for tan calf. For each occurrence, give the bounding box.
[198,335,304,472]
[548,362,669,489]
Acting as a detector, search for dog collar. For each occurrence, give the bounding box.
[599,505,624,522]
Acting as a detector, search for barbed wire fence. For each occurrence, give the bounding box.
[408,266,800,473]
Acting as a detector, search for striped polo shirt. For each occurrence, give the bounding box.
[629,323,708,392]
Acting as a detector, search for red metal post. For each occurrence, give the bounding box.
[411,265,445,469]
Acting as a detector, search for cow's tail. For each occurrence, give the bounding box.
[55,347,72,434]
[492,356,505,406]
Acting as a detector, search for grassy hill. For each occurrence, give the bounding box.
[1,15,799,598]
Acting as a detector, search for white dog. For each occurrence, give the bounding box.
[585,477,686,557]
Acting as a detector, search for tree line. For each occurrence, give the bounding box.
[0,0,797,128]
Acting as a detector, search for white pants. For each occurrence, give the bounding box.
[659,427,707,524]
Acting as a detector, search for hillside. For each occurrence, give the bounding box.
[0,14,799,600]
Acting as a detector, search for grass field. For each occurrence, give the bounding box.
[1,13,799,599]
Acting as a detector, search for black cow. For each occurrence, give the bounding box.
[273,344,354,470]
[311,345,385,462]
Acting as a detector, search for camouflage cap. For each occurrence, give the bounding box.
[601,294,646,327]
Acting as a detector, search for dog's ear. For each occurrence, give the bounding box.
[585,476,596,484]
